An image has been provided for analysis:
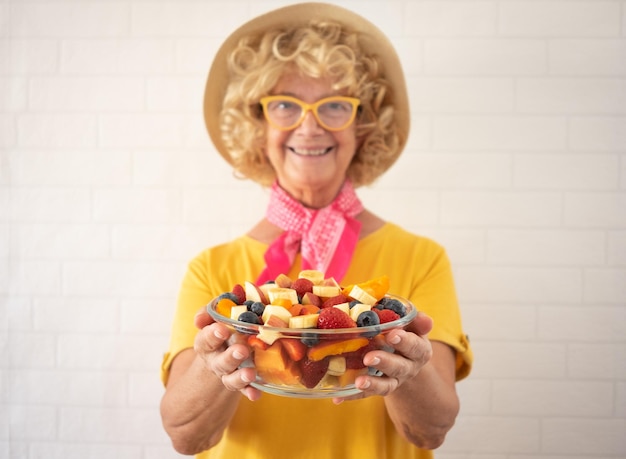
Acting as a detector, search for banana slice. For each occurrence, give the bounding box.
[348,285,377,305]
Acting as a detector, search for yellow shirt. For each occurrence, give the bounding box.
[162,223,473,459]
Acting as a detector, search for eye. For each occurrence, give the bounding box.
[327,102,349,111]
[319,100,352,117]
[272,100,298,111]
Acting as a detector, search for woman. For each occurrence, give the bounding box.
[160,3,472,458]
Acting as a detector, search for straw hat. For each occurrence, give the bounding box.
[203,2,410,170]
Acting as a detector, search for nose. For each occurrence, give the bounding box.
[296,109,324,133]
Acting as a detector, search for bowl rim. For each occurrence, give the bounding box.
[206,293,417,335]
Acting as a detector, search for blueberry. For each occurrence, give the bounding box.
[349,300,360,309]
[248,301,265,317]
[243,300,254,307]
[301,332,319,346]
[383,298,406,317]
[238,311,260,324]
[217,292,240,304]
[356,310,380,327]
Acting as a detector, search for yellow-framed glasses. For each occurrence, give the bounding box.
[259,95,360,131]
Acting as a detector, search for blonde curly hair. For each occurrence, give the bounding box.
[218,20,403,187]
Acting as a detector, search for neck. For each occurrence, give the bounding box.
[256,179,365,284]
[278,181,344,209]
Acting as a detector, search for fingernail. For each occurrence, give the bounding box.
[241,373,252,383]
[233,350,244,360]
[214,329,226,340]
[360,379,371,389]
[389,334,401,345]
[370,357,380,366]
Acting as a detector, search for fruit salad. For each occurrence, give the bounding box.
[207,270,416,397]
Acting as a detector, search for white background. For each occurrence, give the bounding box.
[2,0,625,458]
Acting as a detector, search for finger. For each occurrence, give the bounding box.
[362,334,431,382]
[219,366,256,392]
[354,373,400,397]
[333,372,401,403]
[384,329,433,366]
[332,392,364,404]
[210,342,251,378]
[241,383,263,402]
[194,322,232,355]
[195,307,215,329]
[405,311,433,337]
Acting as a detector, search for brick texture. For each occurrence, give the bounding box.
[3,1,625,458]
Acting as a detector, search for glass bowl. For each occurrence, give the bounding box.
[206,294,417,398]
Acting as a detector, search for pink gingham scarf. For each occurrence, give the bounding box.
[256,181,363,284]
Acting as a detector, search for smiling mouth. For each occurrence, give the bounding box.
[288,146,333,157]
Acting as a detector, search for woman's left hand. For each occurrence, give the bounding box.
[332,312,434,403]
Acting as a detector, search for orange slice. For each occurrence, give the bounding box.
[342,275,390,301]
[308,337,369,361]
[216,297,237,318]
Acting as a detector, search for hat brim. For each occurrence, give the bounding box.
[204,2,410,168]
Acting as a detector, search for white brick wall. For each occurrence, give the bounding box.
[2,1,625,458]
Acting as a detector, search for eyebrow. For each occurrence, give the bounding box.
[270,92,341,100]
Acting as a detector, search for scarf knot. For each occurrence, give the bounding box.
[256,181,363,284]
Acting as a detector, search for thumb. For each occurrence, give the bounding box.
[407,311,433,337]
[194,306,215,329]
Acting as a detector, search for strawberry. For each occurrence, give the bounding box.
[300,356,330,388]
[231,284,246,304]
[281,338,307,362]
[344,340,377,369]
[374,308,400,324]
[292,278,314,297]
[317,307,356,329]
[247,335,269,351]
[322,294,350,309]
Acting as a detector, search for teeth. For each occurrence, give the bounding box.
[290,147,329,156]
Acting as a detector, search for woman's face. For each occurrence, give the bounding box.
[263,73,358,208]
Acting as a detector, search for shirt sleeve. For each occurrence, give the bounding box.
[410,242,472,381]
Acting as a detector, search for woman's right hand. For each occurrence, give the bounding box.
[161,309,260,455]
[193,308,263,401]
